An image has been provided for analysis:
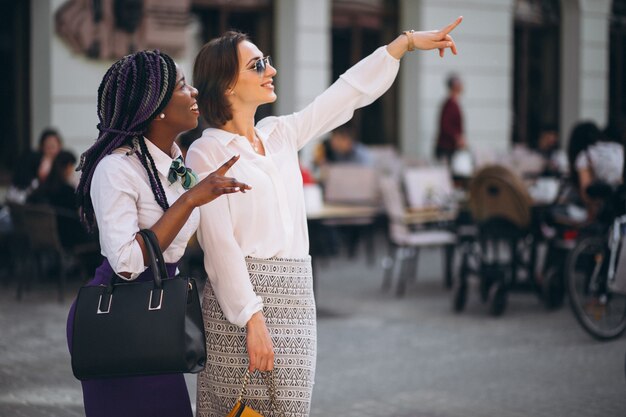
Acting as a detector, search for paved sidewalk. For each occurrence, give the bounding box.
[1,246,625,417]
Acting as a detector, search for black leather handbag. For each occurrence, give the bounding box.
[71,229,206,380]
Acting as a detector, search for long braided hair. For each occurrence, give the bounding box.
[76,50,177,231]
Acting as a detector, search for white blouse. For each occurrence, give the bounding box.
[575,141,624,186]
[186,46,400,327]
[91,138,200,279]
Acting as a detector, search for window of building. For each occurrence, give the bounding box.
[0,0,30,184]
[512,0,560,147]
[332,0,398,146]
[609,0,626,128]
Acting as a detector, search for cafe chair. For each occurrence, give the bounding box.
[321,164,380,261]
[403,166,458,288]
[8,203,100,302]
[323,163,380,205]
[403,166,455,212]
[453,165,536,316]
[366,144,402,178]
[379,176,456,296]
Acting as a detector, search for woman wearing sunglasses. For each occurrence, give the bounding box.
[187,17,462,417]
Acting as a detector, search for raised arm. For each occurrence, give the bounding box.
[264,16,463,151]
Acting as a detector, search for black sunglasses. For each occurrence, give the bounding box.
[241,56,272,75]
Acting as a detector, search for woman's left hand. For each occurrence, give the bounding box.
[412,16,463,57]
[246,311,274,372]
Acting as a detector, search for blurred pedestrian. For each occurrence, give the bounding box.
[188,16,463,417]
[435,73,465,163]
[66,50,250,417]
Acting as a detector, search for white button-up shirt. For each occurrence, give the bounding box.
[186,46,400,327]
[91,138,200,279]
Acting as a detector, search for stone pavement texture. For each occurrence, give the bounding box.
[1,245,626,417]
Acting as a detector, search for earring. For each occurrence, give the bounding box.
[159,113,165,119]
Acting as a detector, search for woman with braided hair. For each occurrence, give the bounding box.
[66,50,251,417]
[188,18,462,417]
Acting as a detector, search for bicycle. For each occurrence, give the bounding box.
[566,185,626,340]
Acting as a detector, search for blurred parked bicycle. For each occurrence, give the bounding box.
[566,184,626,340]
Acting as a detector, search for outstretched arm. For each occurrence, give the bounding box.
[268,16,463,151]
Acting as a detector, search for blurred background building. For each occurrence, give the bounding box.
[0,0,624,186]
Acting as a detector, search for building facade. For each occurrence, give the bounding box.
[0,0,622,182]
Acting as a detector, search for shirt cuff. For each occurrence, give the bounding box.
[111,238,148,280]
[382,44,401,62]
[232,296,264,328]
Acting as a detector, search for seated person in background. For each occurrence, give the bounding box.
[27,150,92,249]
[567,121,624,221]
[313,122,373,168]
[8,128,64,203]
[35,128,64,184]
[535,124,567,177]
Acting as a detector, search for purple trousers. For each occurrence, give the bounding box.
[67,259,193,417]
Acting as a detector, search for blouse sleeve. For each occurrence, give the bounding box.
[575,151,590,172]
[186,145,264,327]
[259,46,400,150]
[91,156,146,279]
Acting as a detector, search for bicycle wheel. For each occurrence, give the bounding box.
[566,236,626,340]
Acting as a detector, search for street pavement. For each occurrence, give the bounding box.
[1,243,625,417]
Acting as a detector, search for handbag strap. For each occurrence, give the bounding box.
[136,229,169,288]
[138,229,169,279]
[237,369,286,417]
[107,229,168,289]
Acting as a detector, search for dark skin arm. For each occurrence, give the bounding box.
[119,154,251,277]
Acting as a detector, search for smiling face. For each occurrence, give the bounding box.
[159,65,200,134]
[231,41,277,106]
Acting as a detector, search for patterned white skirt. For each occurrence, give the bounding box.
[196,256,317,417]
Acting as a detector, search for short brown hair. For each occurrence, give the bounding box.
[332,122,355,139]
[193,31,249,127]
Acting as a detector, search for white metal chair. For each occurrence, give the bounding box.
[379,176,456,296]
[403,165,454,211]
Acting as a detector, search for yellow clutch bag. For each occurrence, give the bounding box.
[226,400,263,417]
[225,369,284,417]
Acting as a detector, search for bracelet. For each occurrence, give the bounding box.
[403,30,415,52]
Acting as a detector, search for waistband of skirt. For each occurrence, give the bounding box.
[245,255,312,265]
